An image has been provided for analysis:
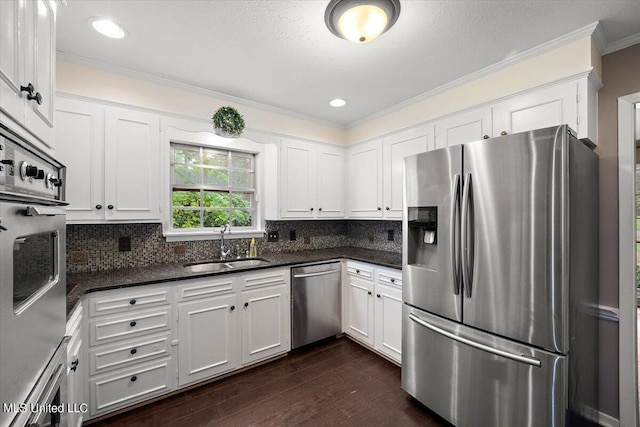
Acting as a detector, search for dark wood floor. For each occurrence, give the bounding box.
[91,337,449,426]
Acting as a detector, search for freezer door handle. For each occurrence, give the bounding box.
[450,174,461,295]
[408,313,542,367]
[461,173,474,298]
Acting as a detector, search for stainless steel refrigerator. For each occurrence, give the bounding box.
[401,125,598,427]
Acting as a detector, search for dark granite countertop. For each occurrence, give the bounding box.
[66,247,401,317]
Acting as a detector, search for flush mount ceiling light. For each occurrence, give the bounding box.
[330,98,347,107]
[90,18,126,39]
[325,0,401,44]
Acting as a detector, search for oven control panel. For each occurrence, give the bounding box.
[0,130,65,202]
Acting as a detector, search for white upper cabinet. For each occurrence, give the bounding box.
[105,108,161,221]
[491,80,597,142]
[56,97,161,223]
[382,126,431,219]
[280,138,344,219]
[0,0,56,151]
[346,139,383,218]
[434,107,492,149]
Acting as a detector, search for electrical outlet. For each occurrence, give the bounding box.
[119,236,132,252]
[388,230,394,241]
[71,251,88,264]
[174,244,186,255]
[368,234,375,244]
[289,230,296,241]
[304,236,311,244]
[268,231,279,242]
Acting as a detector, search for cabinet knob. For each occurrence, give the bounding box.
[483,135,490,139]
[96,204,102,210]
[377,207,381,211]
[27,92,42,105]
[130,375,137,382]
[500,131,508,136]
[129,299,136,305]
[385,207,390,211]
[70,358,79,372]
[310,207,314,211]
[20,83,34,96]
[108,204,114,210]
[230,305,235,311]
[130,321,137,327]
[376,294,381,298]
[356,269,360,274]
[130,348,137,355]
[390,278,395,283]
[368,291,372,295]
[244,302,249,308]
[318,208,322,212]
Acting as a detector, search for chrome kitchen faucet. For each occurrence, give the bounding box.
[220,224,231,260]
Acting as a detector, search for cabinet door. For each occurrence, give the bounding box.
[382,126,431,219]
[316,144,344,218]
[434,107,492,149]
[492,82,577,138]
[0,0,23,124]
[346,140,383,218]
[66,310,85,427]
[104,108,160,221]
[374,283,402,363]
[56,98,105,222]
[280,139,315,218]
[344,275,374,346]
[178,294,239,387]
[241,285,289,365]
[23,0,55,148]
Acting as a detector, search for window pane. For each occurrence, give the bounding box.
[203,150,228,167]
[231,209,252,227]
[174,148,200,164]
[204,191,230,208]
[230,154,252,170]
[173,209,201,229]
[174,165,201,185]
[230,170,253,188]
[204,209,229,228]
[204,168,229,186]
[231,192,252,208]
[173,190,200,207]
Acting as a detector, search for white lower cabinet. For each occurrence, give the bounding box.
[66,305,85,427]
[177,293,239,387]
[343,261,403,364]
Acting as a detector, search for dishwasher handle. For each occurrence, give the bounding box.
[293,269,340,279]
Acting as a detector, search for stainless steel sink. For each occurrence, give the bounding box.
[225,258,271,268]
[184,258,270,273]
[183,261,230,273]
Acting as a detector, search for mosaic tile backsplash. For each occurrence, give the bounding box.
[67,220,402,273]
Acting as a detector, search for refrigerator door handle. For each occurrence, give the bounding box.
[461,173,473,298]
[450,174,461,295]
[408,313,542,367]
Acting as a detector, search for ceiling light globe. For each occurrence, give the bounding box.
[325,0,401,44]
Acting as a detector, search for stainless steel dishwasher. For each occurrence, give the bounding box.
[291,262,342,349]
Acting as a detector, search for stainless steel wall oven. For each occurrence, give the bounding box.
[0,123,67,427]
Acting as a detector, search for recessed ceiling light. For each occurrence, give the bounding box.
[90,18,126,39]
[330,98,347,107]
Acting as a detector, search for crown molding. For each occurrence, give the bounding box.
[591,22,608,55]
[347,21,601,129]
[604,31,640,55]
[56,52,345,130]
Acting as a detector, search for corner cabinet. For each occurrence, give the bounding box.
[280,138,345,219]
[0,0,57,151]
[56,97,161,223]
[346,140,383,218]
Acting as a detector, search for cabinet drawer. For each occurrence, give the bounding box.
[345,262,374,281]
[90,358,174,417]
[88,287,170,318]
[89,309,172,347]
[89,333,171,376]
[177,276,235,302]
[240,269,287,291]
[377,269,402,289]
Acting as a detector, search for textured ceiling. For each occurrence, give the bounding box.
[56,1,640,127]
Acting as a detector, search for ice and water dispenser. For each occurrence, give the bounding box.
[407,206,438,270]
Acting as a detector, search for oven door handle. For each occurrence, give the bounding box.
[25,206,66,216]
[25,363,65,427]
